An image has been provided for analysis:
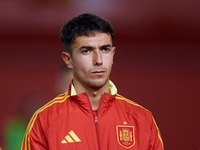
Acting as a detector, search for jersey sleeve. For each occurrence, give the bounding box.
[21,113,48,150]
[148,115,164,150]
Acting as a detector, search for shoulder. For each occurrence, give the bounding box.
[35,92,70,118]
[22,92,71,148]
[114,94,164,148]
[114,94,153,121]
[115,94,149,111]
[28,92,70,130]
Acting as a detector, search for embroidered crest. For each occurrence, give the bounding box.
[116,125,135,148]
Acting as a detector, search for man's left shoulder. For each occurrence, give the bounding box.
[114,94,151,115]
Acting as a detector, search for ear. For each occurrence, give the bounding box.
[112,47,116,64]
[112,47,116,55]
[62,52,73,69]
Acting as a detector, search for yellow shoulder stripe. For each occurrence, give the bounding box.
[115,94,149,112]
[23,92,70,150]
[115,94,164,149]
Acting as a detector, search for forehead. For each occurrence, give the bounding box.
[72,33,112,48]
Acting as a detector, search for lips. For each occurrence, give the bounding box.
[91,68,106,76]
[92,71,105,76]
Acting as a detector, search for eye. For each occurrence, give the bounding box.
[102,47,110,52]
[82,49,91,54]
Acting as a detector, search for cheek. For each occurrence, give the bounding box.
[105,55,114,66]
[73,59,89,74]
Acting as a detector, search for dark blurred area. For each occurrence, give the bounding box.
[0,0,200,149]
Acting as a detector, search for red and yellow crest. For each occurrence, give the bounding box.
[116,125,135,148]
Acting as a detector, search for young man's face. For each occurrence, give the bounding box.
[63,32,115,91]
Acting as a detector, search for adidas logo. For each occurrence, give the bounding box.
[61,130,81,144]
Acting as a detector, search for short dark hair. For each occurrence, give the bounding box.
[60,13,114,55]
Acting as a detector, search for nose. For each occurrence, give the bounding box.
[93,50,102,66]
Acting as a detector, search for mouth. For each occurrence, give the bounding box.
[92,70,105,76]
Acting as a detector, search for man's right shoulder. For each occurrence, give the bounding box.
[34,92,70,117]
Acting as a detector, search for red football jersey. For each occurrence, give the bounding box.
[21,82,164,150]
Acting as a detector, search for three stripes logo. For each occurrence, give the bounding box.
[61,130,81,144]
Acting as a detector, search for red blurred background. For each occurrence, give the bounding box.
[0,0,200,149]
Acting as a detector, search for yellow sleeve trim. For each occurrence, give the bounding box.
[152,116,164,149]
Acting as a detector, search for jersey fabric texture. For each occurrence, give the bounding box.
[21,81,164,150]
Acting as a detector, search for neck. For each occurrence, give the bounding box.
[87,87,108,110]
[73,80,110,110]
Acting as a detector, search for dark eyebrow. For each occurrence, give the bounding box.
[101,44,112,48]
[79,44,112,50]
[78,46,93,50]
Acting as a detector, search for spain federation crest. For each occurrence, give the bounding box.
[116,125,135,148]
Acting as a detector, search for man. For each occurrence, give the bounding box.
[21,13,164,150]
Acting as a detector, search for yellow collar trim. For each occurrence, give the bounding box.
[71,80,117,96]
[71,81,77,96]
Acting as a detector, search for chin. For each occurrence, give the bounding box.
[88,79,108,89]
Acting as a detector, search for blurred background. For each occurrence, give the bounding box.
[0,0,200,149]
